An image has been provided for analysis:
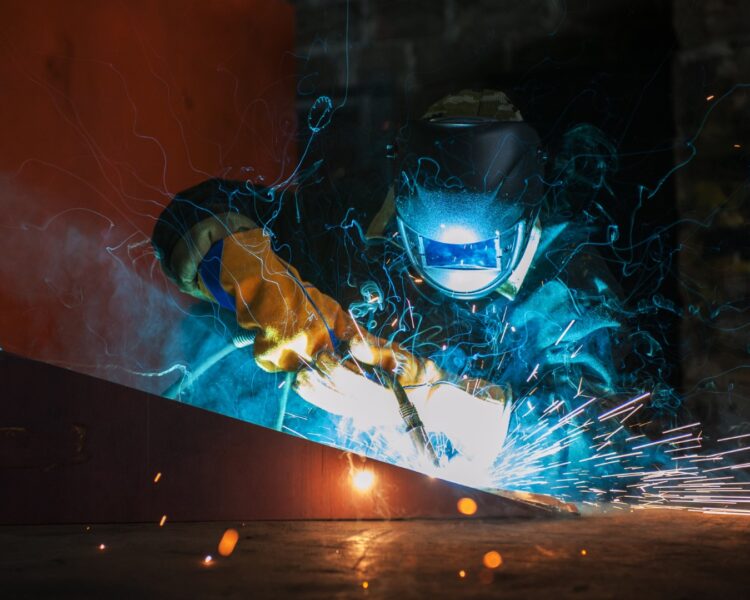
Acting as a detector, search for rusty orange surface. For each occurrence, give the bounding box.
[0,0,296,378]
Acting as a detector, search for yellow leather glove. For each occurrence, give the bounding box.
[201,228,357,372]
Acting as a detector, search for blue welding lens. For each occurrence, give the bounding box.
[423,237,498,269]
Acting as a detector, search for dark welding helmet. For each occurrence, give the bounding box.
[395,117,544,300]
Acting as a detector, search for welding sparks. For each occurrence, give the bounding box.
[153,472,162,483]
[159,515,167,527]
[555,319,576,346]
[599,393,650,421]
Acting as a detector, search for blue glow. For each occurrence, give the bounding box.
[423,237,497,269]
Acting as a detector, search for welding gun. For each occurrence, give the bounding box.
[358,363,441,468]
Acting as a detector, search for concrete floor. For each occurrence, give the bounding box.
[2,510,750,599]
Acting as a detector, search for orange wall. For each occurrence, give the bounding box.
[0,0,296,382]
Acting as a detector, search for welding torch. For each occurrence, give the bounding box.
[348,358,441,468]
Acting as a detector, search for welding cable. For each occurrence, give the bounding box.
[161,332,255,401]
[161,331,292,432]
[275,371,295,431]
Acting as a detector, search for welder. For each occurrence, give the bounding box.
[151,90,629,471]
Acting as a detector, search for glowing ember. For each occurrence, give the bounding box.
[457,497,478,516]
[706,94,715,101]
[153,472,162,483]
[159,515,167,527]
[361,581,369,589]
[98,544,106,551]
[581,549,588,556]
[352,469,376,492]
[218,528,239,557]
[483,551,502,569]
[203,555,213,564]
[458,570,467,578]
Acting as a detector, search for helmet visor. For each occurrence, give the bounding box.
[399,219,526,299]
[423,237,499,269]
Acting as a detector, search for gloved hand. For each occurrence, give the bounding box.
[210,227,360,372]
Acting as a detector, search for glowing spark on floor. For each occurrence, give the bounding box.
[555,319,576,346]
[352,469,376,492]
[483,551,502,569]
[218,528,239,557]
[457,497,478,515]
[662,422,701,434]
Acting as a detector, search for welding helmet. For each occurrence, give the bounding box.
[395,115,544,300]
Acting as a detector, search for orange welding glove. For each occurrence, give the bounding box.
[200,228,358,372]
